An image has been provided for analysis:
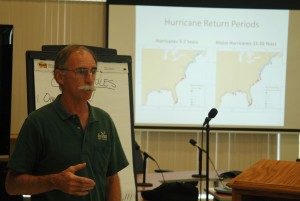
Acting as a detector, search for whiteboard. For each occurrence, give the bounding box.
[26,51,137,201]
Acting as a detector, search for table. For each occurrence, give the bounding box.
[137,171,200,200]
[208,188,232,201]
[227,160,300,201]
[137,171,221,201]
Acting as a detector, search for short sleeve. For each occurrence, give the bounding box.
[106,118,129,176]
[7,117,43,174]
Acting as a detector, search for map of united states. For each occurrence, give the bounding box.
[216,51,279,107]
[142,49,200,105]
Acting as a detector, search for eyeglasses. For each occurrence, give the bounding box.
[57,67,98,78]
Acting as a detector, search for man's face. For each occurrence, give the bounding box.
[60,50,97,101]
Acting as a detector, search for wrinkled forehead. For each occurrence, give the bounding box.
[67,50,97,68]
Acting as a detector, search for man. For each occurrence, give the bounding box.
[5,45,129,201]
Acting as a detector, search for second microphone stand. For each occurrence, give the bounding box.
[192,145,206,178]
[137,152,153,187]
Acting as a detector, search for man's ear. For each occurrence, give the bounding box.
[54,69,64,85]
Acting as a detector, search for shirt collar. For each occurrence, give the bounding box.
[53,94,97,123]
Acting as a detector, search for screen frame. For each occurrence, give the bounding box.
[106,0,300,132]
[0,24,13,158]
[106,0,300,11]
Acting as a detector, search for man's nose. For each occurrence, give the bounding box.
[85,72,95,82]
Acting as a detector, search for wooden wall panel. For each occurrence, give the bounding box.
[135,131,292,175]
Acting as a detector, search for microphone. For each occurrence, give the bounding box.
[142,151,156,162]
[189,139,227,188]
[135,142,156,162]
[189,139,206,178]
[203,108,218,126]
[136,147,166,186]
[189,139,207,153]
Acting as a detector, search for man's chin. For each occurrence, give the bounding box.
[81,91,93,99]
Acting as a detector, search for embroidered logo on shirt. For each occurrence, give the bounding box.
[98,131,107,141]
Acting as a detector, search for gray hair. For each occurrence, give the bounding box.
[54,45,97,70]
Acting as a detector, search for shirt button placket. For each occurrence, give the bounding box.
[82,128,89,153]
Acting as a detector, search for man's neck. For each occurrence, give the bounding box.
[60,94,90,129]
[60,94,89,115]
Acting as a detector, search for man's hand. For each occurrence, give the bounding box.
[51,163,96,196]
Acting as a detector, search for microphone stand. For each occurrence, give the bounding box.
[192,146,205,178]
[137,153,153,187]
[205,122,210,201]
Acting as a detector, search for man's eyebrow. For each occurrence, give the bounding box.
[76,66,97,69]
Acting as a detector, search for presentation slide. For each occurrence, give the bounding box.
[107,2,300,130]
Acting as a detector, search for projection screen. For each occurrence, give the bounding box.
[106,0,300,131]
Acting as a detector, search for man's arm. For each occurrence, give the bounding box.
[5,163,95,196]
[106,173,121,201]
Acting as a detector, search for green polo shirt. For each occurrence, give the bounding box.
[7,95,129,201]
